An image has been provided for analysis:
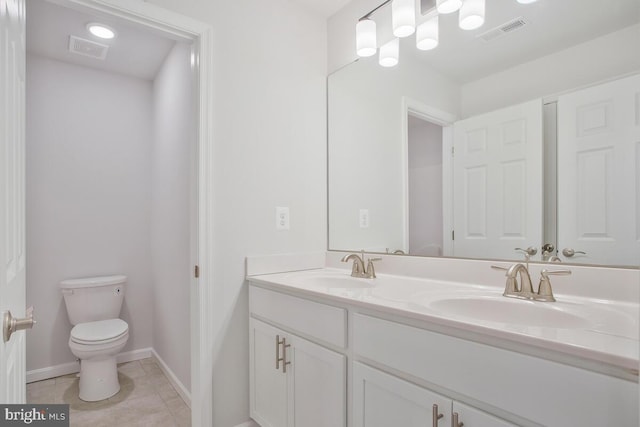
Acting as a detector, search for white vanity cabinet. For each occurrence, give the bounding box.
[353,362,516,427]
[249,287,347,427]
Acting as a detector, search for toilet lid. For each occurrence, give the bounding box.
[70,319,128,343]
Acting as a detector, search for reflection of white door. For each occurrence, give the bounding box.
[1,0,27,403]
[557,74,640,266]
[453,99,543,260]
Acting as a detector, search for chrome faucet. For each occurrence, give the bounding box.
[341,252,381,278]
[492,264,571,302]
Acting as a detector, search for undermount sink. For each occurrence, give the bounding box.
[414,295,591,329]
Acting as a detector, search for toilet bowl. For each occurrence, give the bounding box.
[60,275,129,401]
[69,319,129,401]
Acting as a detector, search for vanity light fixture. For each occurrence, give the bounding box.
[416,15,439,50]
[87,23,116,40]
[459,0,486,30]
[356,18,377,57]
[357,0,536,65]
[392,0,416,38]
[379,38,399,67]
[436,0,462,14]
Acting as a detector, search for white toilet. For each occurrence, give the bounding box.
[60,275,129,401]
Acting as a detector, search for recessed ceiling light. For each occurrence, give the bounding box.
[87,23,116,40]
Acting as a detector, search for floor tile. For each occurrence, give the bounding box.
[26,357,190,427]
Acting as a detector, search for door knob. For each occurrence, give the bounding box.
[562,248,586,258]
[3,307,36,342]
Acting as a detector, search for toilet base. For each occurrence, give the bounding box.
[78,356,120,401]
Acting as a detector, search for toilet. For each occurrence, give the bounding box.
[60,275,129,401]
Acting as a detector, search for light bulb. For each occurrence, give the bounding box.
[392,0,415,38]
[356,19,377,57]
[459,0,485,30]
[416,16,439,51]
[379,38,399,67]
[436,0,462,14]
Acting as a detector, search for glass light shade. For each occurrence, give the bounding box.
[416,16,439,50]
[459,0,485,30]
[379,38,399,67]
[392,0,415,38]
[356,19,377,57]
[517,0,538,3]
[436,0,462,14]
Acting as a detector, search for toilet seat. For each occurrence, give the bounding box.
[70,319,128,345]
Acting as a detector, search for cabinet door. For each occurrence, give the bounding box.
[452,402,517,427]
[353,362,451,427]
[288,334,346,427]
[250,319,289,427]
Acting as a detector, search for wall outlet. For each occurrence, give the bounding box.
[359,209,369,228]
[276,207,290,230]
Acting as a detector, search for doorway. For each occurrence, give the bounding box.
[7,0,214,424]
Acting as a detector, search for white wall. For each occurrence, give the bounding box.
[328,52,459,253]
[145,1,328,425]
[151,43,192,391]
[461,24,640,117]
[26,55,154,371]
[408,117,443,257]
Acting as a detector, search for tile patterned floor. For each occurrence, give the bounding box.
[26,357,191,427]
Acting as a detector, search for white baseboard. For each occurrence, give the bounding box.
[26,347,153,383]
[235,421,259,427]
[151,349,191,407]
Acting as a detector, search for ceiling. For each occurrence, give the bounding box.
[291,0,353,18]
[351,0,640,83]
[26,0,177,80]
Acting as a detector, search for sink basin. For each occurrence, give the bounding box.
[414,295,591,328]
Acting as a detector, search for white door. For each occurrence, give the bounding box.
[353,362,451,427]
[288,333,345,427]
[0,0,27,404]
[557,74,640,266]
[250,319,289,427]
[452,99,543,260]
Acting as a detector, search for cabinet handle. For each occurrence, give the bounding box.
[432,404,444,426]
[281,337,291,373]
[276,335,283,370]
[452,412,463,427]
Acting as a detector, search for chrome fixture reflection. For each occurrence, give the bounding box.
[355,0,538,66]
[562,248,587,258]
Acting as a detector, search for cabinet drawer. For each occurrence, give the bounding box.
[353,313,638,427]
[250,286,347,348]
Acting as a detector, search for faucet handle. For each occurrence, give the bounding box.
[537,269,571,302]
[542,269,572,277]
[365,257,382,278]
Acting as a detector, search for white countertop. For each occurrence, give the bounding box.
[248,267,639,377]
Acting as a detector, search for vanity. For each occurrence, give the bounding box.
[247,253,639,427]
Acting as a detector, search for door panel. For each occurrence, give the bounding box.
[1,0,27,404]
[453,99,543,260]
[452,401,517,427]
[557,74,640,265]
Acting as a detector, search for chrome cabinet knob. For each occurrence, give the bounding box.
[562,248,586,257]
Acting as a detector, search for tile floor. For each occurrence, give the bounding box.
[26,357,191,427]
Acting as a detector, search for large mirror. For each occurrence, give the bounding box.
[328,0,640,267]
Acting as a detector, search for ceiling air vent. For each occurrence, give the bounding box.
[68,35,109,60]
[477,17,527,43]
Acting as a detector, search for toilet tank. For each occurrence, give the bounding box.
[60,275,126,325]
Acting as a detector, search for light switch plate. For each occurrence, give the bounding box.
[276,207,290,230]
